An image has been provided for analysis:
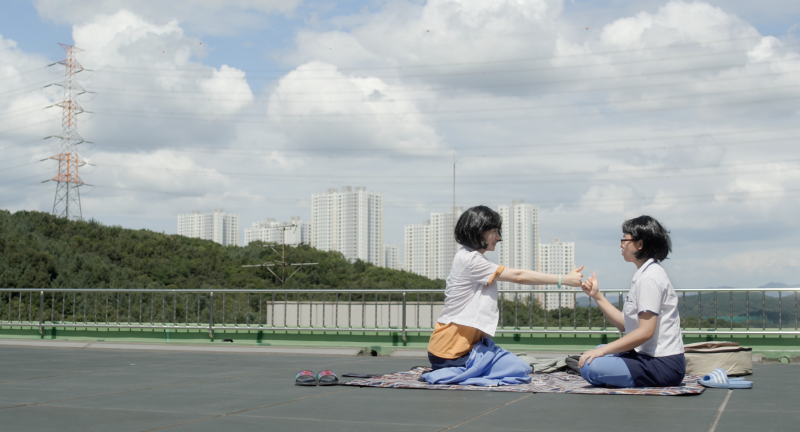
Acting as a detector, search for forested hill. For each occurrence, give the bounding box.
[0,210,443,290]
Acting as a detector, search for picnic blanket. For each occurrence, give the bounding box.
[341,366,705,396]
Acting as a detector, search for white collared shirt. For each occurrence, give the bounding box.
[436,246,503,336]
[622,258,684,357]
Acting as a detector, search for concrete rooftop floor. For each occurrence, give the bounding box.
[0,341,796,432]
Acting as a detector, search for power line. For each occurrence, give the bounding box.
[0,119,58,135]
[0,104,55,123]
[25,184,800,210]
[0,190,51,207]
[0,78,62,102]
[83,69,800,105]
[87,92,800,124]
[47,132,795,161]
[0,137,49,152]
[0,64,56,83]
[82,157,799,184]
[84,56,800,98]
[3,126,796,169]
[75,31,799,76]
[94,41,800,79]
[75,125,800,152]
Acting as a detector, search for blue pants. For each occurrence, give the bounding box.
[428,352,469,371]
[580,345,635,388]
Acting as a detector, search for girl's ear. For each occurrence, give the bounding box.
[635,240,644,251]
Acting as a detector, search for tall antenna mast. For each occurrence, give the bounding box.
[452,154,457,258]
[50,43,87,220]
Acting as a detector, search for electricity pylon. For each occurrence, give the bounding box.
[48,43,87,220]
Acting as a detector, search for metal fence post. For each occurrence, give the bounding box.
[401,292,407,344]
[208,292,215,339]
[39,291,44,336]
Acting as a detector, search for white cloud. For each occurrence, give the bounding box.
[0,35,62,140]
[267,61,443,153]
[578,184,637,213]
[68,10,254,141]
[715,178,785,208]
[685,247,800,283]
[600,1,757,48]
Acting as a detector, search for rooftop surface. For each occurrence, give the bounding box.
[0,340,795,432]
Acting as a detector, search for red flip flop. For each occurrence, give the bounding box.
[295,370,317,386]
[317,370,339,386]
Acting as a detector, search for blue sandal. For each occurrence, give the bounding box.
[699,368,753,389]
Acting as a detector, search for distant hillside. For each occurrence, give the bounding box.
[0,210,443,290]
[758,282,800,288]
[574,284,798,327]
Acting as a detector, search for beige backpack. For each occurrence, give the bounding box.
[684,341,753,376]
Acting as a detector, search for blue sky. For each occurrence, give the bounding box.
[2,0,800,289]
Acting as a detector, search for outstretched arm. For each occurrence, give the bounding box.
[581,273,624,331]
[496,266,584,287]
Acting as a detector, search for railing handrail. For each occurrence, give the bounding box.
[2,287,798,293]
[1,287,798,337]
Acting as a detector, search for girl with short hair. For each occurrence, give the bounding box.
[579,215,685,387]
[427,205,584,370]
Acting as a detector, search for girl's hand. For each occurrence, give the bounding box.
[581,272,600,299]
[562,266,584,287]
[579,347,606,367]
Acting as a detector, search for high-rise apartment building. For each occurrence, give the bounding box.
[404,220,430,278]
[177,209,239,246]
[539,238,576,310]
[404,208,463,280]
[384,244,400,271]
[497,200,540,293]
[243,217,310,246]
[311,186,383,266]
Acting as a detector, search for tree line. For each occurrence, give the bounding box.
[0,210,793,328]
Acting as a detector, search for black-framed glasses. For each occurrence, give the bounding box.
[620,238,636,243]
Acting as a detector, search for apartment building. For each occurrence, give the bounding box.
[243,217,310,246]
[539,238,576,310]
[497,200,540,293]
[177,209,239,246]
[404,208,463,280]
[311,186,383,266]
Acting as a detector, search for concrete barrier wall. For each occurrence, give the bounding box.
[259,302,445,329]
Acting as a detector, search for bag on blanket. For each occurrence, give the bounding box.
[564,355,581,375]
[515,354,582,374]
[684,341,753,376]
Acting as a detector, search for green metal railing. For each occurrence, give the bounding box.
[1,288,798,342]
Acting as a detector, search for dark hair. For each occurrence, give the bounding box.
[454,205,502,250]
[622,215,672,261]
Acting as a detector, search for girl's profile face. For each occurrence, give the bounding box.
[481,228,501,253]
[620,233,643,263]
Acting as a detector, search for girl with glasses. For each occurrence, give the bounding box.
[578,215,685,387]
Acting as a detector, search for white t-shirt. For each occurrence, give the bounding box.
[622,259,684,357]
[436,246,503,336]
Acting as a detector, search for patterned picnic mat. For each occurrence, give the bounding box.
[340,366,705,396]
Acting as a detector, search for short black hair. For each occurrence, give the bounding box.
[622,215,672,261]
[454,205,502,250]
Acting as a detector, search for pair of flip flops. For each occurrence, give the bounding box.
[699,367,753,389]
[295,370,339,386]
